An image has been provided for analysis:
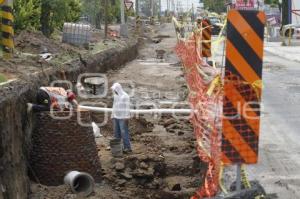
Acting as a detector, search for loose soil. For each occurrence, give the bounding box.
[0,28,130,82]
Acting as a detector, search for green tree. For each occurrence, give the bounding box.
[14,0,41,31]
[81,0,121,27]
[108,1,121,23]
[203,0,226,13]
[40,0,81,37]
[81,0,102,28]
[265,0,279,5]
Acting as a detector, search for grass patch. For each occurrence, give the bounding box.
[0,73,7,83]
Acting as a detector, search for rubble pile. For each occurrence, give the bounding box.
[96,117,206,199]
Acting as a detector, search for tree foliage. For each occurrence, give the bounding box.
[14,0,41,31]
[81,0,101,27]
[41,0,81,37]
[264,0,279,6]
[13,0,81,36]
[13,0,126,36]
[81,0,122,27]
[203,0,226,13]
[108,1,121,23]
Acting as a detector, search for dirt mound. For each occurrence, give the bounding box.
[15,30,61,54]
[97,116,203,199]
[0,30,82,81]
[15,30,81,55]
[91,114,154,138]
[29,184,69,199]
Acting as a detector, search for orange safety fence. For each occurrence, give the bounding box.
[175,9,265,199]
[175,32,223,198]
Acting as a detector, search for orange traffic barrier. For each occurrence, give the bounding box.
[222,10,266,165]
[201,19,212,58]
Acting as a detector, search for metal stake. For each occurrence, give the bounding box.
[236,164,242,192]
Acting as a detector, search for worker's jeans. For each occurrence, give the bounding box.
[113,118,132,150]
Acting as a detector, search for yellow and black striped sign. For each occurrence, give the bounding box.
[222,10,266,165]
[1,4,14,59]
[201,19,212,58]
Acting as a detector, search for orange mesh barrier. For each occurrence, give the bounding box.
[175,10,265,198]
[176,34,222,198]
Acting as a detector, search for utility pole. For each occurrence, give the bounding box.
[120,0,125,24]
[135,0,139,16]
[150,0,154,17]
[172,0,175,13]
[159,0,161,20]
[120,0,128,37]
[192,3,194,22]
[282,0,291,26]
[104,0,108,39]
[186,0,189,13]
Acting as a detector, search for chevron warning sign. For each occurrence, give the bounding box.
[222,10,266,165]
[1,4,14,59]
[201,19,212,58]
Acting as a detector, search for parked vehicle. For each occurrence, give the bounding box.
[208,17,223,35]
[282,24,300,46]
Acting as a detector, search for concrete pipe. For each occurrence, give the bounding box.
[64,171,95,196]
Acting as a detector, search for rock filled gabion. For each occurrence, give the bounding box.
[30,111,101,186]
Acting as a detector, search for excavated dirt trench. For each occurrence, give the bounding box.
[92,115,205,199]
[29,24,206,199]
[91,24,206,199]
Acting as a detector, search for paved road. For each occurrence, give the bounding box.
[213,35,300,198]
[247,52,300,198]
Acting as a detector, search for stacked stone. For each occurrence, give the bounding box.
[30,111,101,186]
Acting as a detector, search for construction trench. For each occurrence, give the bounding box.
[1,18,280,199]
[0,23,213,199]
[27,24,205,199]
[2,4,300,199]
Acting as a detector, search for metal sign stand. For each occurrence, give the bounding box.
[236,164,242,192]
[209,164,265,199]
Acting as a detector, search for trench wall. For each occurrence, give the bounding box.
[0,39,138,199]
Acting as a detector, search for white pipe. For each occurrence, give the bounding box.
[79,105,193,115]
[64,171,94,196]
